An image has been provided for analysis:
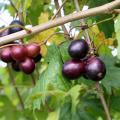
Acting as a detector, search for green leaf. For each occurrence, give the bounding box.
[26,0,51,25]
[110,96,120,111]
[76,96,105,120]
[23,0,32,10]
[59,92,105,120]
[78,0,88,10]
[67,84,88,113]
[27,44,71,110]
[93,15,114,38]
[87,0,114,38]
[59,41,71,62]
[102,56,120,93]
[59,96,72,120]
[64,0,75,15]
[0,95,20,120]
[47,109,60,120]
[114,15,120,59]
[26,0,44,25]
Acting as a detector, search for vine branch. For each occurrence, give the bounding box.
[96,82,112,120]
[7,65,24,109]
[0,0,120,45]
[0,24,31,34]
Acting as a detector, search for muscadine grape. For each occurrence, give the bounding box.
[9,20,24,34]
[85,56,106,81]
[19,58,35,74]
[26,43,40,58]
[11,61,20,72]
[62,59,84,79]
[68,39,89,59]
[33,54,42,63]
[11,45,27,61]
[0,47,13,63]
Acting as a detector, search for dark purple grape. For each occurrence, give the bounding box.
[26,43,40,58]
[83,74,89,80]
[0,47,13,63]
[68,39,89,59]
[62,59,84,79]
[33,54,42,63]
[9,20,24,34]
[85,56,106,81]
[12,61,20,72]
[19,58,35,74]
[11,45,27,61]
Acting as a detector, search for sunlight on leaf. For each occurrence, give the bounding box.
[114,15,120,59]
[47,109,60,120]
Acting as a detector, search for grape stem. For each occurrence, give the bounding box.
[51,0,67,20]
[69,15,115,35]
[39,32,70,45]
[96,82,112,120]
[31,74,36,86]
[7,65,24,109]
[35,65,40,80]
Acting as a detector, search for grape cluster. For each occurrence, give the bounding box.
[0,20,41,74]
[0,43,41,74]
[62,39,106,81]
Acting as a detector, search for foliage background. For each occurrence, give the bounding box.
[0,0,120,120]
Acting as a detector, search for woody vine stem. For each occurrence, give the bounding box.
[0,0,120,45]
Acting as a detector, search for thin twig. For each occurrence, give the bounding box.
[69,15,115,37]
[7,65,24,109]
[88,15,115,28]
[31,74,36,86]
[9,0,18,13]
[53,0,69,39]
[39,32,69,45]
[96,82,112,120]
[0,0,120,45]
[69,25,88,35]
[68,16,114,52]
[51,0,67,20]
[18,1,24,23]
